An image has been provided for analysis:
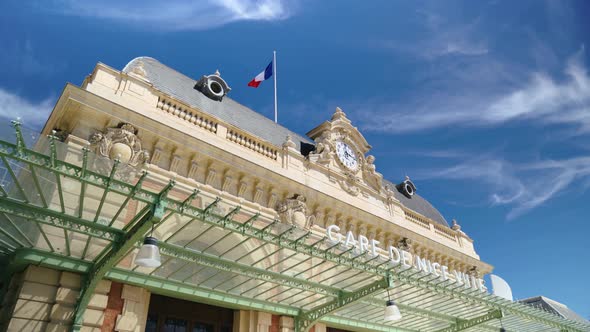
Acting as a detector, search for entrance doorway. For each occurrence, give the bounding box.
[146,294,234,332]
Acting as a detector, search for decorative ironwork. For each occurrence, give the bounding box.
[158,242,340,297]
[434,310,503,332]
[295,276,392,332]
[0,126,588,332]
[0,196,123,241]
[71,186,170,332]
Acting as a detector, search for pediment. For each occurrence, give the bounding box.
[306,107,371,155]
[306,107,383,195]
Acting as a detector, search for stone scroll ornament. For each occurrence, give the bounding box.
[89,123,150,167]
[275,194,313,229]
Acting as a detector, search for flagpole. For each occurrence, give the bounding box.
[273,50,278,123]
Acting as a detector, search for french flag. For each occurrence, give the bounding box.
[248,61,273,88]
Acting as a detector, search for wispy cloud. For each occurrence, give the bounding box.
[0,40,65,77]
[376,8,488,59]
[0,89,54,128]
[417,154,590,219]
[356,50,590,134]
[40,0,293,30]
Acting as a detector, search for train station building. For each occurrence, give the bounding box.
[0,57,588,332]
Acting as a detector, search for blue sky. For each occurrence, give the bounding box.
[1,0,589,319]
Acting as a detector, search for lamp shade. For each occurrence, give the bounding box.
[384,300,402,321]
[134,237,161,267]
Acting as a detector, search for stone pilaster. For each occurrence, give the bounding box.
[114,284,150,332]
[279,316,294,332]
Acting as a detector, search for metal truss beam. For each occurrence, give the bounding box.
[321,315,418,332]
[70,183,171,332]
[434,310,503,332]
[363,297,456,323]
[158,242,340,297]
[294,276,392,332]
[107,268,299,316]
[363,298,511,332]
[0,196,123,242]
[391,273,590,332]
[11,248,299,317]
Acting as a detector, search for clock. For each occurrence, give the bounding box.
[335,141,358,171]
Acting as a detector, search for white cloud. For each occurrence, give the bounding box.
[41,0,293,30]
[357,51,590,134]
[0,89,54,128]
[417,155,590,219]
[377,8,488,59]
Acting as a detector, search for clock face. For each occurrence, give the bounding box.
[336,141,358,171]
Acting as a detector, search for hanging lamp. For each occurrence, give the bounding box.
[134,225,161,267]
[384,289,402,321]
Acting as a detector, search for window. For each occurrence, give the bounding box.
[164,318,187,332]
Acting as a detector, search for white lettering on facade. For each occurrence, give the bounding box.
[345,231,357,248]
[327,225,342,244]
[358,235,369,253]
[324,224,488,293]
[370,239,380,257]
[389,246,401,265]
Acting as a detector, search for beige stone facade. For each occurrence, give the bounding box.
[45,60,491,274]
[1,57,494,332]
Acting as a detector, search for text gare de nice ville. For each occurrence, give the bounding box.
[325,225,488,293]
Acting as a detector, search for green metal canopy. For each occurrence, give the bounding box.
[0,121,588,332]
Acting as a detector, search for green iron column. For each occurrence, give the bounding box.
[294,273,393,332]
[70,181,172,332]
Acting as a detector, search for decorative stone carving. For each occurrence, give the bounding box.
[253,186,264,204]
[307,107,388,196]
[398,237,413,253]
[206,167,217,186]
[238,180,249,198]
[128,59,148,80]
[362,155,383,190]
[468,266,480,278]
[222,173,234,192]
[268,192,278,209]
[282,135,296,149]
[170,154,181,173]
[339,171,360,196]
[384,185,397,214]
[51,128,69,142]
[151,147,162,165]
[452,219,467,237]
[275,194,312,229]
[88,123,149,166]
[188,160,199,180]
[313,209,325,228]
[308,129,333,165]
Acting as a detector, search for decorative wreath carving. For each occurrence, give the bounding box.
[275,194,313,229]
[339,172,361,196]
[89,123,149,167]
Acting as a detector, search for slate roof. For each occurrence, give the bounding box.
[122,57,449,228]
[520,296,589,324]
[123,57,312,148]
[384,179,449,227]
